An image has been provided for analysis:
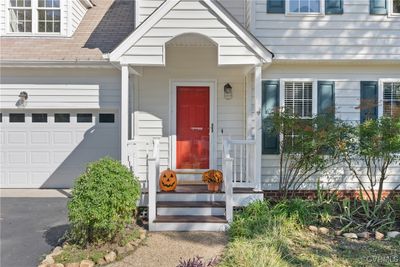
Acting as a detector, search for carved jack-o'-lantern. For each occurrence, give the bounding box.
[159,168,177,192]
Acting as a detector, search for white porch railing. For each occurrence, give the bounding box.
[147,138,160,231]
[223,138,257,188]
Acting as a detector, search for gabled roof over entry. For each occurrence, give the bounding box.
[110,0,273,65]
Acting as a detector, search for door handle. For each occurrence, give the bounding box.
[191,127,203,131]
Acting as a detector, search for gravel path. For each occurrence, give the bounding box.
[109,232,227,267]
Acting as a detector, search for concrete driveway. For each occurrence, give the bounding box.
[0,190,70,267]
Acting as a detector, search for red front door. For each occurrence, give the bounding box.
[176,86,210,169]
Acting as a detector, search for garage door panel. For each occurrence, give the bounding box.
[53,132,73,145]
[8,172,29,186]
[31,132,50,144]
[8,152,27,164]
[30,152,51,164]
[8,132,27,144]
[31,172,51,186]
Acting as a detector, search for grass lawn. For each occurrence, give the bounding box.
[219,200,400,267]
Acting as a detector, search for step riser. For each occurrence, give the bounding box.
[157,207,225,216]
[149,222,228,232]
[157,194,225,202]
[140,193,264,207]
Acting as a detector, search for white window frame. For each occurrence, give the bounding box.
[279,79,318,117]
[389,0,400,17]
[285,0,325,16]
[5,0,64,36]
[378,79,400,117]
[37,0,61,33]
[7,0,33,33]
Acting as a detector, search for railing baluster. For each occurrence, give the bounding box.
[233,144,237,184]
[240,144,243,184]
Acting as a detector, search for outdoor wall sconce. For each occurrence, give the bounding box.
[16,91,28,107]
[224,83,233,100]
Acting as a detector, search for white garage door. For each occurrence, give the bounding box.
[0,110,120,188]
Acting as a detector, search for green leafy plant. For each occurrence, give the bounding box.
[67,157,141,246]
[336,117,400,230]
[265,111,342,198]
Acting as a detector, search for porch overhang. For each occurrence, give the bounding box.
[109,0,273,66]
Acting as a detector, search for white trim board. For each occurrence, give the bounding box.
[169,80,218,173]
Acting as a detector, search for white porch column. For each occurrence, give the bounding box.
[254,64,262,191]
[121,64,129,166]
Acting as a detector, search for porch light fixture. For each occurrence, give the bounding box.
[16,91,28,107]
[224,83,233,100]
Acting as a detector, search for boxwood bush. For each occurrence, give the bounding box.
[68,157,141,246]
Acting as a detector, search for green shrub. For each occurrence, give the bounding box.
[67,157,141,246]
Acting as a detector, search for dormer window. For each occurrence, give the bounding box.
[8,0,61,34]
[38,0,60,32]
[9,0,32,32]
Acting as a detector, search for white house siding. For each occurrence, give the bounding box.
[261,63,400,190]
[133,46,247,180]
[0,67,122,188]
[253,0,400,60]
[137,0,246,26]
[122,1,259,65]
[0,0,5,34]
[69,0,88,36]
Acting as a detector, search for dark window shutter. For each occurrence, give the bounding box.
[360,81,378,123]
[262,80,280,154]
[267,0,285,14]
[370,0,387,14]
[318,81,335,117]
[325,0,343,14]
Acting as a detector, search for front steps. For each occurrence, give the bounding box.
[148,184,263,231]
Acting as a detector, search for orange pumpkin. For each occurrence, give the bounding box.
[159,168,177,192]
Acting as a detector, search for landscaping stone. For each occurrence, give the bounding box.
[49,264,64,267]
[357,232,370,239]
[38,264,49,267]
[79,260,95,267]
[318,227,329,235]
[140,233,146,240]
[343,233,358,239]
[96,258,107,265]
[125,243,135,251]
[375,231,385,240]
[64,263,80,267]
[50,246,63,257]
[104,251,117,263]
[116,246,127,255]
[130,240,140,247]
[387,231,400,239]
[42,255,55,265]
[308,225,318,233]
[335,230,343,236]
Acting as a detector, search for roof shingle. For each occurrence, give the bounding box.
[0,0,135,62]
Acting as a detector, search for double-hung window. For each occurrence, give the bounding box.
[284,81,313,118]
[392,0,400,14]
[383,82,400,117]
[8,0,61,34]
[283,81,314,149]
[9,0,32,33]
[288,0,322,14]
[38,0,60,33]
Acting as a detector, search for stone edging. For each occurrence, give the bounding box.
[38,228,147,267]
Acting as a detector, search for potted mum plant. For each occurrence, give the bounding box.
[202,170,223,192]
